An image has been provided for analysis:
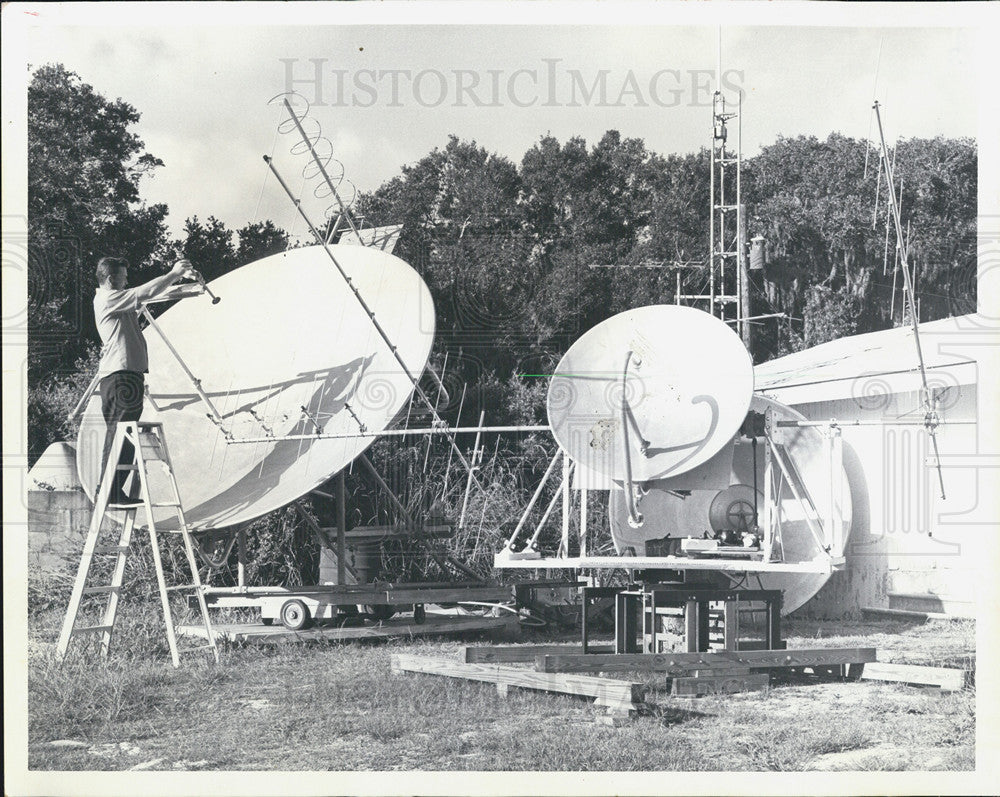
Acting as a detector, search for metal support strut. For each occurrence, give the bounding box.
[263,153,483,491]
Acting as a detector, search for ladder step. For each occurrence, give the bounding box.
[74,624,114,635]
[58,422,221,665]
[94,545,130,555]
[83,585,121,595]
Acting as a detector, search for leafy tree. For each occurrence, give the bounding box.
[180,215,238,282]
[236,220,290,266]
[743,133,976,358]
[802,284,862,347]
[26,346,101,466]
[609,149,712,313]
[890,136,977,320]
[28,63,170,382]
[27,64,172,463]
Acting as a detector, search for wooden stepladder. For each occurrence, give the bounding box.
[56,421,218,667]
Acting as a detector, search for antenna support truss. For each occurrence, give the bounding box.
[260,105,485,488]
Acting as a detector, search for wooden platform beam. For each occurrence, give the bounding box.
[672,672,770,697]
[391,654,647,716]
[536,647,877,675]
[858,662,969,691]
[464,644,615,663]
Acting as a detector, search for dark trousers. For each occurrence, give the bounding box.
[99,371,145,499]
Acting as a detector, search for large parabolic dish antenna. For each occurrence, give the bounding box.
[547,305,754,483]
[76,245,435,530]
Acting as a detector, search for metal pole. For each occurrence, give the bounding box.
[139,309,231,437]
[442,382,467,497]
[560,452,571,557]
[709,96,716,318]
[874,101,945,498]
[776,419,973,428]
[68,371,102,423]
[873,104,929,390]
[359,454,414,525]
[226,424,551,444]
[337,470,347,585]
[237,526,247,588]
[263,154,482,489]
[717,93,726,321]
[459,411,486,529]
[737,90,751,352]
[505,451,562,550]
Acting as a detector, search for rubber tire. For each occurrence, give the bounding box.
[413,604,426,625]
[280,599,311,631]
[261,617,274,626]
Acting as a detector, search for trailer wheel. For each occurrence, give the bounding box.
[261,617,274,626]
[413,604,426,625]
[280,599,311,630]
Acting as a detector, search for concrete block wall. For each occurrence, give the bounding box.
[28,490,93,574]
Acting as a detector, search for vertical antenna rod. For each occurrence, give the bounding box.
[872,102,945,500]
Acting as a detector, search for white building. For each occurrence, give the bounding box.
[755,312,998,618]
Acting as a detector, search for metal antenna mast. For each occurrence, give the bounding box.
[872,101,946,500]
[676,36,749,348]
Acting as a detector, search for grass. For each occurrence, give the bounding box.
[25,610,976,772]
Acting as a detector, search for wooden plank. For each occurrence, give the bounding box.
[859,662,968,691]
[723,600,738,651]
[537,647,877,674]
[672,672,769,697]
[464,644,615,663]
[399,654,639,699]
[685,599,700,652]
[392,654,646,705]
[692,666,752,676]
[861,606,966,622]
[177,614,515,644]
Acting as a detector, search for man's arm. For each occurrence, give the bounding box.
[131,259,198,304]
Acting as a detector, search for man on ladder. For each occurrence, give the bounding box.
[93,256,200,504]
[58,256,218,666]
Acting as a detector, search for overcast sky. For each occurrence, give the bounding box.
[25,16,979,240]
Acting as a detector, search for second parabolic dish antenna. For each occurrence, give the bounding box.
[76,244,435,530]
[546,305,754,483]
